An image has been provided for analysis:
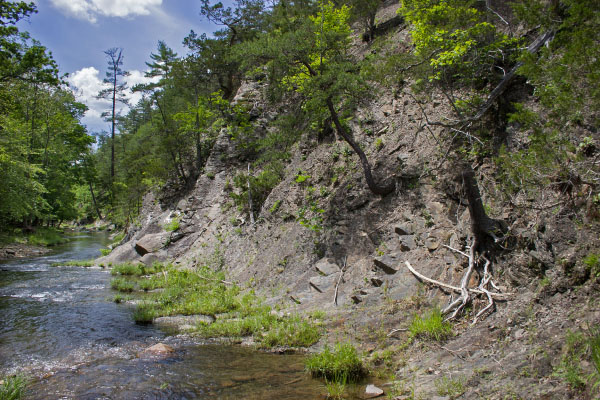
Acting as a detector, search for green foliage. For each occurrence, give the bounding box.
[400,0,518,86]
[99,248,112,256]
[110,277,135,293]
[0,374,27,400]
[230,163,285,214]
[163,217,180,232]
[51,260,94,268]
[434,375,466,399]
[111,262,164,276]
[583,253,600,278]
[305,343,365,383]
[554,330,588,390]
[111,264,321,347]
[409,308,452,341]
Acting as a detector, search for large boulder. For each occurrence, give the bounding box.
[134,233,169,256]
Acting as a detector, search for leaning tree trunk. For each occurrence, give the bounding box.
[461,164,506,249]
[326,98,395,196]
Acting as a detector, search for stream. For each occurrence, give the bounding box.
[0,232,326,399]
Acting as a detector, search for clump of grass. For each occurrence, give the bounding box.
[99,248,112,256]
[111,262,165,276]
[0,374,27,400]
[110,277,135,292]
[583,253,600,277]
[409,307,452,341]
[554,330,589,390]
[325,374,347,400]
[305,343,365,383]
[133,305,158,324]
[51,260,94,267]
[434,376,466,399]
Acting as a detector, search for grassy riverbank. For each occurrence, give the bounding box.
[110,262,323,349]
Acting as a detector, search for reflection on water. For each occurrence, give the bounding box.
[0,233,327,399]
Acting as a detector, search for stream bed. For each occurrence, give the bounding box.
[0,233,327,399]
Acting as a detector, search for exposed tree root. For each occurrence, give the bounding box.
[404,238,512,323]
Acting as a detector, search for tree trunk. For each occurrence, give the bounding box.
[461,164,506,250]
[89,182,103,220]
[326,98,395,196]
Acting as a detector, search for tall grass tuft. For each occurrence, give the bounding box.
[305,343,364,383]
[0,374,27,400]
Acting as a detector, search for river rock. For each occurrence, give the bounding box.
[365,384,384,398]
[134,233,168,256]
[153,315,215,332]
[144,343,174,354]
[309,274,338,293]
[315,258,340,276]
[140,253,158,266]
[394,224,413,236]
[425,237,440,251]
[398,235,416,252]
[373,253,401,274]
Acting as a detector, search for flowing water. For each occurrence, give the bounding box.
[0,232,327,399]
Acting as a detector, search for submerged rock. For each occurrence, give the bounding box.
[144,343,174,354]
[364,384,384,398]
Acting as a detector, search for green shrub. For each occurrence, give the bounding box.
[0,374,27,400]
[305,343,365,383]
[163,218,180,232]
[583,253,600,277]
[409,308,452,341]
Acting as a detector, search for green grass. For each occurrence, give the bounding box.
[0,374,27,400]
[112,264,321,348]
[110,277,135,292]
[51,260,94,267]
[111,262,165,276]
[305,343,365,383]
[99,248,112,256]
[163,218,180,232]
[434,376,466,399]
[409,308,453,341]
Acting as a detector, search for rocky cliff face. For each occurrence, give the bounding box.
[98,3,600,398]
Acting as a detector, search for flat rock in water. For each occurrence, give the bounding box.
[364,384,384,398]
[153,315,215,331]
[144,343,174,354]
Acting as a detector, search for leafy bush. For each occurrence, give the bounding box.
[305,343,365,383]
[409,308,453,341]
[230,163,285,214]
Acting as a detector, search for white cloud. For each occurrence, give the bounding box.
[68,66,159,132]
[50,0,162,23]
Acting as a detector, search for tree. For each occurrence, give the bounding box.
[245,1,394,195]
[97,48,128,186]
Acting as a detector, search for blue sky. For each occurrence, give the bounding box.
[18,0,228,133]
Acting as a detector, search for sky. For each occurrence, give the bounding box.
[17,0,227,133]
